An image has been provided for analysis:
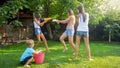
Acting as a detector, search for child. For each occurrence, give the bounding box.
[20,39,39,68]
[54,9,77,58]
[33,13,50,52]
[76,5,92,61]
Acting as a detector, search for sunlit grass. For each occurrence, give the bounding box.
[0,40,120,68]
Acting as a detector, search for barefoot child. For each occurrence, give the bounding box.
[33,13,50,52]
[54,9,77,58]
[20,40,40,68]
[76,5,92,61]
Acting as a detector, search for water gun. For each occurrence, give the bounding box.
[40,18,52,22]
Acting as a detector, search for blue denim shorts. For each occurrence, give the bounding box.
[20,56,32,65]
[35,28,42,35]
[76,31,89,37]
[64,29,74,36]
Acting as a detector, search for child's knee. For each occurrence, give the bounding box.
[42,39,47,43]
[69,41,73,45]
[68,40,72,43]
[59,37,63,41]
[38,40,41,43]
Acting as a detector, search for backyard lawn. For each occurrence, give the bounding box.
[0,40,120,68]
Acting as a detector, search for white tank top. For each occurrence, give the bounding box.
[77,13,89,32]
[33,21,40,28]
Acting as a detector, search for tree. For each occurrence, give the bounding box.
[102,11,120,42]
[0,0,104,40]
[99,0,120,42]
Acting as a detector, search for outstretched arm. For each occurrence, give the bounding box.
[40,18,52,26]
[57,17,71,24]
[40,20,47,26]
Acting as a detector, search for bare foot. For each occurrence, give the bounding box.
[73,51,78,58]
[24,65,30,68]
[73,55,77,59]
[62,48,68,52]
[73,52,78,59]
[47,50,51,53]
[88,58,93,61]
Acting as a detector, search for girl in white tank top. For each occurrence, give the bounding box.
[75,5,92,61]
[77,13,89,32]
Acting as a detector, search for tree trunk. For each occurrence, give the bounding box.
[46,24,53,39]
[43,2,53,39]
[109,31,111,43]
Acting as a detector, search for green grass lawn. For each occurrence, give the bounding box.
[0,40,120,68]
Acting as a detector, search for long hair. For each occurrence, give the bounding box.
[68,9,74,15]
[77,5,86,22]
[34,13,41,20]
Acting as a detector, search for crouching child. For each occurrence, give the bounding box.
[20,39,40,68]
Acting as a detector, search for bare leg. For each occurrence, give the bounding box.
[68,36,77,58]
[59,33,68,52]
[40,34,50,52]
[35,34,41,49]
[75,36,81,57]
[24,58,33,68]
[83,36,92,61]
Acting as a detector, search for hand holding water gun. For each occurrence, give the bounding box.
[41,18,52,23]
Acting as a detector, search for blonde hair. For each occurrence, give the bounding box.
[34,13,41,19]
[25,39,34,47]
[68,9,74,15]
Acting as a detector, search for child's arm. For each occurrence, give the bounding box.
[40,20,47,26]
[33,50,40,54]
[57,17,70,24]
[34,18,41,26]
[40,18,52,26]
[76,15,80,25]
[34,18,46,27]
[74,15,79,31]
